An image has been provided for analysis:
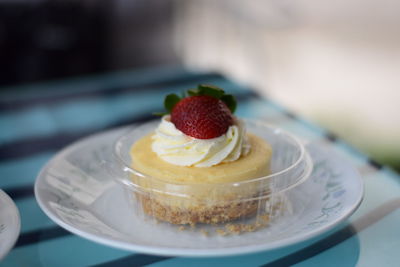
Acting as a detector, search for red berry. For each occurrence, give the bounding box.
[171,95,234,139]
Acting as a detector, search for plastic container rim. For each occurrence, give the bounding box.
[111,118,313,188]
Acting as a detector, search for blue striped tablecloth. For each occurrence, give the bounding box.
[1,67,399,266]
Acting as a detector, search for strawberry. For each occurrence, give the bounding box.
[156,84,237,139]
[171,95,234,139]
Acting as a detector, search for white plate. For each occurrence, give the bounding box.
[35,127,363,257]
[0,190,21,260]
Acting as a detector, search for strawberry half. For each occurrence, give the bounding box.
[171,95,234,139]
[155,84,237,139]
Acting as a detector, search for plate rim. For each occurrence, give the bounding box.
[34,127,364,257]
[0,189,21,260]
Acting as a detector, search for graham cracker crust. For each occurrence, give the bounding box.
[137,194,267,225]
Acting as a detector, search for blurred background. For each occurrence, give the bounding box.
[0,0,399,171]
[0,0,178,85]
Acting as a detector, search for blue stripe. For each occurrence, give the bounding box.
[11,224,169,266]
[0,91,164,144]
[0,66,193,100]
[15,226,71,248]
[14,198,56,233]
[91,255,172,267]
[293,233,360,267]
[0,152,53,188]
[2,234,132,267]
[0,113,153,161]
[3,185,33,200]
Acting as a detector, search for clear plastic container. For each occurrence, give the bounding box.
[108,119,313,234]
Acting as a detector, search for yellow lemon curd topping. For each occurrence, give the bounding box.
[131,132,271,184]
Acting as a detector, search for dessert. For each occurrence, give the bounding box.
[128,85,273,225]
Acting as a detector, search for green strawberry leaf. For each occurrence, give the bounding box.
[164,93,181,113]
[197,84,225,98]
[220,94,237,113]
[187,89,200,96]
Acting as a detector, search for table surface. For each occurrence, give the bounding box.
[0,66,399,267]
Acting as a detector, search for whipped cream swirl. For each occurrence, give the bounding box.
[151,115,250,167]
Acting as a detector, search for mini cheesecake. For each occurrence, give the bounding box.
[128,85,273,225]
